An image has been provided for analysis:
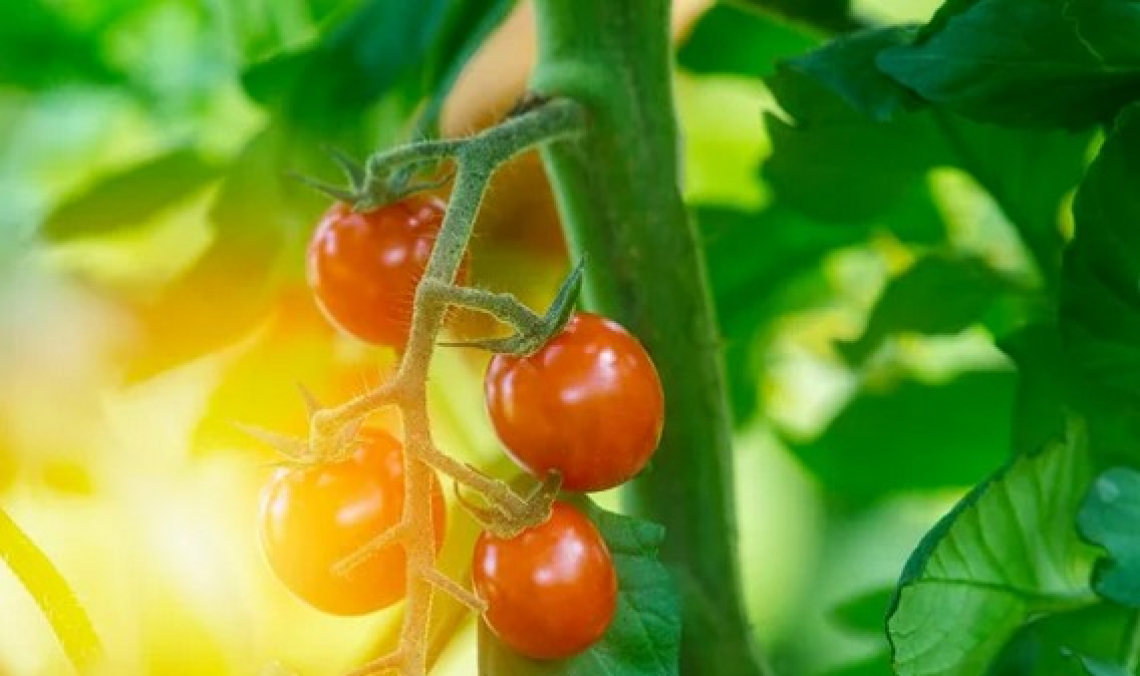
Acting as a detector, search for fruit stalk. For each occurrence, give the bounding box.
[529,1,770,673]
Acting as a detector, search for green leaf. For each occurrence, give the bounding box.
[832,587,894,635]
[764,43,1090,283]
[699,205,868,336]
[820,656,893,676]
[0,0,117,89]
[1061,103,1140,402]
[40,149,222,241]
[215,0,346,66]
[124,124,327,379]
[736,0,859,34]
[763,65,942,224]
[913,0,984,40]
[1073,655,1132,676]
[0,507,103,672]
[888,424,1096,676]
[784,25,923,122]
[837,253,1019,364]
[478,499,680,675]
[1078,468,1140,608]
[988,602,1134,675]
[677,3,821,78]
[241,0,452,123]
[1001,322,1140,473]
[877,0,1140,129]
[930,115,1092,285]
[240,0,512,130]
[792,370,1016,502]
[698,205,868,424]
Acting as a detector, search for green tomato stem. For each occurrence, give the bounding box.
[529,1,771,674]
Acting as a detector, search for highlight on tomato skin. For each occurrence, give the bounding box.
[472,501,618,660]
[306,196,467,350]
[257,426,445,616]
[484,311,665,492]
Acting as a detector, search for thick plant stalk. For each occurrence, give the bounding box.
[529,1,770,674]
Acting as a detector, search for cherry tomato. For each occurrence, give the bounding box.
[258,426,445,615]
[484,311,665,491]
[473,501,618,659]
[307,196,465,349]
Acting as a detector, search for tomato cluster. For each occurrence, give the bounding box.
[258,197,664,661]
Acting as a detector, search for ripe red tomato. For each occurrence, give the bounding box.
[484,311,665,491]
[307,196,465,349]
[473,501,618,659]
[258,426,445,615]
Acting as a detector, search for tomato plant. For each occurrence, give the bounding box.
[484,311,664,492]
[9,1,1140,676]
[472,501,617,660]
[308,197,465,350]
[258,426,445,616]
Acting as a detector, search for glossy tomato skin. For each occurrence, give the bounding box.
[473,501,618,659]
[307,196,463,349]
[484,311,665,491]
[258,426,445,615]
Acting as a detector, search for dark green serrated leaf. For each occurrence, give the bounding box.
[877,0,1140,130]
[479,499,680,675]
[888,424,1096,676]
[1061,103,1140,402]
[1000,322,1140,470]
[765,46,1089,278]
[763,66,942,224]
[838,253,1019,364]
[791,370,1016,502]
[1078,468,1140,608]
[785,25,923,122]
[677,3,821,78]
[930,114,1091,286]
[40,149,221,241]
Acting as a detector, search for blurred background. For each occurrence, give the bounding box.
[0,0,1045,674]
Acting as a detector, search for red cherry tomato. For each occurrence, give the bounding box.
[473,501,618,659]
[258,426,445,615]
[484,311,665,491]
[307,196,466,349]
